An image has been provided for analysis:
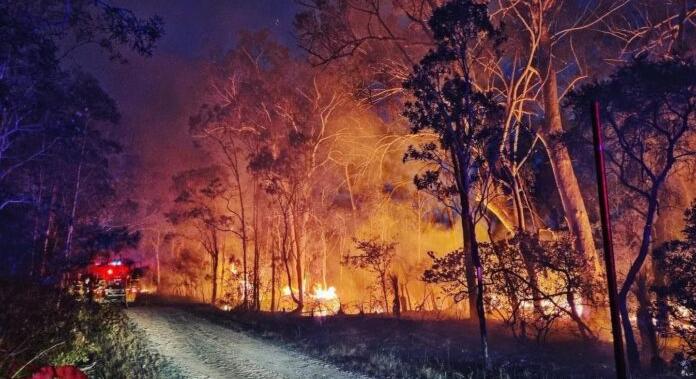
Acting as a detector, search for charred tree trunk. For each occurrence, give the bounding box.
[280,208,299,307]
[619,195,660,371]
[211,249,219,305]
[636,273,663,369]
[252,186,261,311]
[453,147,489,368]
[390,274,401,318]
[402,282,412,312]
[270,230,277,313]
[380,273,389,314]
[284,208,304,313]
[253,237,260,311]
[321,229,328,288]
[289,206,304,312]
[229,147,249,309]
[449,149,479,322]
[291,209,303,312]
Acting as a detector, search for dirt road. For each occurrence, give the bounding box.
[126,306,368,379]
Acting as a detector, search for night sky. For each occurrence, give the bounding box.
[77,0,298,201]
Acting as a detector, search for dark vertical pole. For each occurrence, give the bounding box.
[591,101,628,379]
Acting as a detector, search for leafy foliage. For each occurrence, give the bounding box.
[654,200,696,361]
[402,0,502,206]
[424,232,596,342]
[0,281,163,378]
[567,58,696,199]
[0,0,162,277]
[343,238,397,312]
[344,238,396,274]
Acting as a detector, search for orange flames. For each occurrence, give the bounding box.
[280,284,341,316]
[310,284,340,316]
[311,284,337,301]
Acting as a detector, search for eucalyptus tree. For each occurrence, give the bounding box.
[0,0,162,277]
[403,0,503,367]
[167,167,233,305]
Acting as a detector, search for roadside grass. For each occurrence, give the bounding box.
[0,280,167,378]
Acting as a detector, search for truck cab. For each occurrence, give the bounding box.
[86,259,140,304]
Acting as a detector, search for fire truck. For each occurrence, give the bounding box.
[78,259,141,304]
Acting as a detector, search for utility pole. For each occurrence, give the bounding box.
[591,101,628,379]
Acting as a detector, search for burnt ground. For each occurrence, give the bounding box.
[132,296,628,379]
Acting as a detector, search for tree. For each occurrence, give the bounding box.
[296,0,526,236]
[295,1,630,269]
[0,0,162,278]
[73,224,141,263]
[603,0,695,60]
[655,200,696,363]
[487,0,635,280]
[167,167,233,305]
[403,0,502,367]
[0,1,162,210]
[568,57,696,370]
[425,232,596,343]
[343,237,397,313]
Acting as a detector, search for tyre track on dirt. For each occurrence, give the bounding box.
[126,306,369,379]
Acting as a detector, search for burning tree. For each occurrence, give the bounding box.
[343,237,397,314]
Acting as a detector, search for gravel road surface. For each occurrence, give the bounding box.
[126,306,368,379]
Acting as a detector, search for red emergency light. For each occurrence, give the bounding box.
[88,260,131,281]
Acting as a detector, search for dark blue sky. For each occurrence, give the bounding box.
[124,0,297,58]
[79,1,298,196]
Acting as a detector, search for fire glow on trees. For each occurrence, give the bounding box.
[145,6,696,374]
[5,0,696,377]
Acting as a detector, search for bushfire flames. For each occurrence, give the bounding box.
[311,285,337,301]
[279,284,340,316]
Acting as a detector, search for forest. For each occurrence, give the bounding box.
[1,0,695,378]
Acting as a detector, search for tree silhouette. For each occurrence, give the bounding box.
[343,237,397,314]
[569,57,696,370]
[403,0,502,367]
